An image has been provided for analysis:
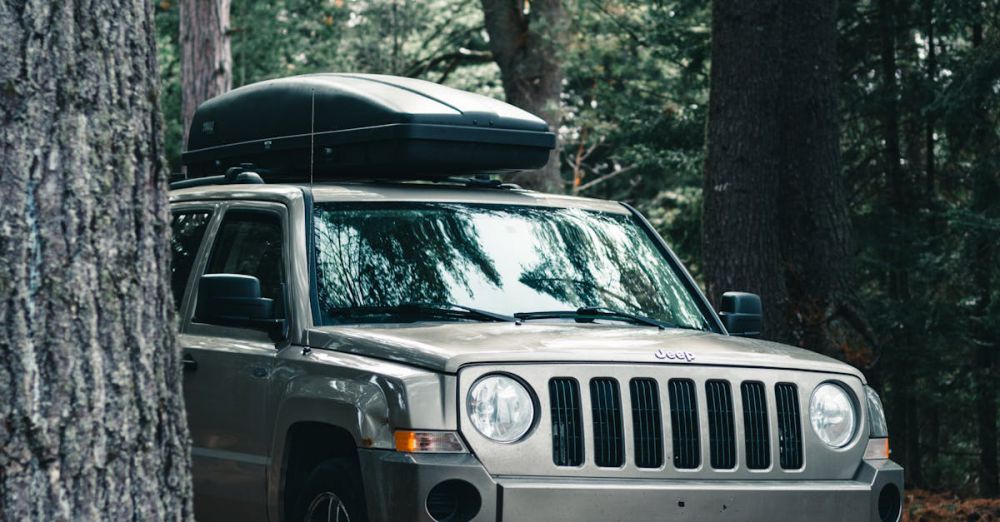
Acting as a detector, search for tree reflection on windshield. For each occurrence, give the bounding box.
[314,203,500,309]
[313,202,711,330]
[513,206,708,328]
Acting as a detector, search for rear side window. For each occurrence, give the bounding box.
[204,210,286,319]
[170,211,213,310]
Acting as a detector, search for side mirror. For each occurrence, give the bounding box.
[195,274,285,339]
[719,292,762,338]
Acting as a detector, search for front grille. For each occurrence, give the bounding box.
[590,378,625,467]
[629,378,663,468]
[549,378,584,466]
[775,382,803,469]
[741,381,771,469]
[545,377,808,473]
[668,379,700,469]
[705,380,736,469]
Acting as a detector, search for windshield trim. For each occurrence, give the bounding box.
[307,182,632,215]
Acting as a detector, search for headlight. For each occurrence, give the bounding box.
[865,386,889,438]
[467,374,535,443]
[809,383,857,448]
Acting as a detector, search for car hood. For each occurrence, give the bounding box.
[306,322,865,380]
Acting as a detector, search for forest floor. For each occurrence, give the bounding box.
[906,489,1000,521]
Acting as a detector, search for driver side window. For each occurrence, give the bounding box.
[200,209,286,323]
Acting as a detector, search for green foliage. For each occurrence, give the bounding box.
[155,1,182,173]
[156,0,498,172]
[561,0,711,271]
[839,0,1000,493]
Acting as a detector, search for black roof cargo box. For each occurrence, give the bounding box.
[182,73,556,180]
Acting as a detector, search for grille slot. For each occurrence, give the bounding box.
[549,378,584,466]
[590,378,625,467]
[741,381,771,469]
[705,380,736,469]
[668,379,700,469]
[629,378,663,468]
[775,383,803,469]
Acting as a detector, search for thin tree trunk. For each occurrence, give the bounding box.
[921,0,940,485]
[876,0,924,486]
[972,217,998,496]
[180,0,232,149]
[0,0,193,519]
[876,0,910,221]
[481,0,565,193]
[923,0,936,204]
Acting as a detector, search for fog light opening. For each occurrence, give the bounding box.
[878,483,901,522]
[426,479,481,522]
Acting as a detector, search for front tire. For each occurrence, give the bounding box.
[292,458,369,522]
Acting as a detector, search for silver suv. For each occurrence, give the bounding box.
[169,180,901,522]
[169,74,902,522]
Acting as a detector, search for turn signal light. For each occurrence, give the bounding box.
[864,438,890,460]
[395,430,468,453]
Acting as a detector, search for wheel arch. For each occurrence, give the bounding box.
[268,388,393,522]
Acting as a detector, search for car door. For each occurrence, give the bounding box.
[178,201,290,521]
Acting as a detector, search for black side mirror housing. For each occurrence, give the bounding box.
[719,291,762,338]
[195,274,286,339]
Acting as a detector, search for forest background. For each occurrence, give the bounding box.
[151,0,1000,517]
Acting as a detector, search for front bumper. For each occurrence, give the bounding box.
[357,450,903,522]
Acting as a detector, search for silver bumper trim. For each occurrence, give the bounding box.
[359,448,903,522]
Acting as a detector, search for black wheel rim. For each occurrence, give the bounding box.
[305,491,350,522]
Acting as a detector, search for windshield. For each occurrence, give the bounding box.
[312,202,713,331]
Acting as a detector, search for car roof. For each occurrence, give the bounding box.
[168,181,631,214]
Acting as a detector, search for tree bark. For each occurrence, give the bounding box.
[0,0,193,519]
[481,0,565,193]
[702,0,789,341]
[776,0,852,354]
[703,0,852,351]
[180,0,232,149]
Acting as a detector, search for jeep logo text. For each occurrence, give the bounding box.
[654,349,696,362]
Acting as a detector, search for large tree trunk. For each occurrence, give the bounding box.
[702,0,789,341]
[703,0,853,351]
[776,0,852,354]
[481,0,564,193]
[180,0,232,149]
[0,1,193,519]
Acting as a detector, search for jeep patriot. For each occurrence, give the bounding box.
[169,73,903,522]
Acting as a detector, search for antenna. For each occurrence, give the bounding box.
[309,88,316,187]
[305,88,316,354]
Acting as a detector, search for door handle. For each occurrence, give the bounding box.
[182,353,198,372]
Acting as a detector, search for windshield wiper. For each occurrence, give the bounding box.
[327,302,516,323]
[514,306,673,329]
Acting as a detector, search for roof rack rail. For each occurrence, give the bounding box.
[169,164,265,190]
[446,174,522,190]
